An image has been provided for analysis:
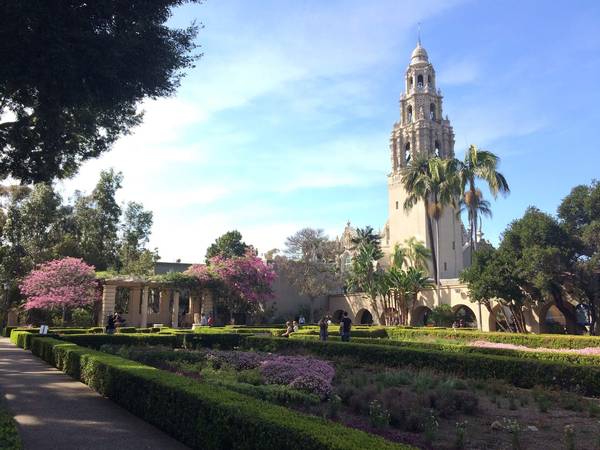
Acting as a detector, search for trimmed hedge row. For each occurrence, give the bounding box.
[243,336,600,397]
[58,332,244,350]
[24,336,411,450]
[386,327,600,349]
[290,334,600,366]
[58,333,178,349]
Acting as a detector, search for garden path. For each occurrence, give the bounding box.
[0,337,188,450]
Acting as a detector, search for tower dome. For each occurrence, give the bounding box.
[410,43,429,64]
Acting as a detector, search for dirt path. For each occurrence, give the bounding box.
[0,337,188,450]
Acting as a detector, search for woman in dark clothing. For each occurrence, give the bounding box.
[105,315,116,334]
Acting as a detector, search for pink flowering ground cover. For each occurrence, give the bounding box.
[201,349,335,398]
[468,340,600,356]
[259,355,335,399]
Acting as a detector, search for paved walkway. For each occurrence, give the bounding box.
[0,337,188,450]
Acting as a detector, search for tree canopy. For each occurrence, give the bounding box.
[0,1,201,182]
[205,230,249,262]
[20,257,98,324]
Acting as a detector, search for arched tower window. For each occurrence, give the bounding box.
[408,76,413,88]
[417,74,423,88]
[429,103,436,120]
[407,105,413,123]
[434,140,441,157]
[405,142,411,164]
[427,74,431,84]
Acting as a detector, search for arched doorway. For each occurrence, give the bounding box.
[355,309,374,325]
[331,309,344,324]
[544,305,566,334]
[453,304,477,328]
[410,306,432,326]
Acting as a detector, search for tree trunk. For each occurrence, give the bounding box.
[435,219,441,285]
[425,210,438,284]
[62,306,67,327]
[309,297,315,324]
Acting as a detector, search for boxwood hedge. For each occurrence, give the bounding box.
[243,336,600,397]
[23,336,411,450]
[290,334,600,366]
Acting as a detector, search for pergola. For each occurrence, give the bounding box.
[99,277,215,328]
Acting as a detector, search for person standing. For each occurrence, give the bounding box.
[318,316,329,341]
[105,315,116,335]
[340,312,352,342]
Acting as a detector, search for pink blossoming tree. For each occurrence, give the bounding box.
[20,257,99,325]
[186,250,276,322]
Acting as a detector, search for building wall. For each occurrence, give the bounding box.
[270,270,327,322]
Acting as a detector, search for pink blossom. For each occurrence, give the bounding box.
[186,250,277,304]
[20,258,99,310]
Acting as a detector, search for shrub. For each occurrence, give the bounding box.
[0,399,21,450]
[58,333,177,349]
[25,336,411,450]
[242,336,600,396]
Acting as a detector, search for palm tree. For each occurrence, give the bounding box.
[458,191,492,251]
[401,155,459,284]
[351,226,382,252]
[401,236,431,272]
[456,145,509,256]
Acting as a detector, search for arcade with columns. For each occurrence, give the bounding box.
[99,278,215,328]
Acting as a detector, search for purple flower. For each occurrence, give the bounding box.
[259,355,335,399]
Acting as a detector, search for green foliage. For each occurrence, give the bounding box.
[430,305,455,327]
[205,230,248,263]
[26,336,412,450]
[0,1,200,183]
[119,202,158,275]
[0,399,21,450]
[242,336,600,396]
[59,333,177,349]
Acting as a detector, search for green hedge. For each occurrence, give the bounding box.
[285,325,600,348]
[386,327,600,349]
[243,336,600,397]
[290,335,600,366]
[0,399,21,450]
[58,333,178,349]
[25,336,411,450]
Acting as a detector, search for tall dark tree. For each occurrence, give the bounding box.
[72,169,123,270]
[498,207,580,333]
[558,181,600,333]
[0,1,201,182]
[206,230,249,263]
[119,201,158,275]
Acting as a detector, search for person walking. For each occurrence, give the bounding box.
[105,315,116,335]
[340,311,352,342]
[318,316,329,341]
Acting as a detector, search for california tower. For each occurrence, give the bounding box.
[383,41,466,278]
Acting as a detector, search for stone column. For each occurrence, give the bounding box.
[140,286,149,328]
[172,290,180,328]
[159,289,169,324]
[100,285,117,326]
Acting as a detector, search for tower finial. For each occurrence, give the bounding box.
[417,22,421,45]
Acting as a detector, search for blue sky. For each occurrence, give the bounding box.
[61,0,600,262]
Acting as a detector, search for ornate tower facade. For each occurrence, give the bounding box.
[383,41,465,279]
